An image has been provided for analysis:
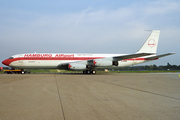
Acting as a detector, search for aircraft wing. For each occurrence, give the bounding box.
[112,53,154,61]
[58,53,155,69]
[57,52,168,70]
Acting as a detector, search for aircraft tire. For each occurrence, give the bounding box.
[87,70,91,74]
[83,70,86,74]
[91,70,96,74]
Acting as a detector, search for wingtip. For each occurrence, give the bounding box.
[169,52,176,55]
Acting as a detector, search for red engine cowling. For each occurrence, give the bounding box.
[68,63,87,70]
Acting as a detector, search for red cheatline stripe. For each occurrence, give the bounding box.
[12,57,148,61]
[12,57,104,61]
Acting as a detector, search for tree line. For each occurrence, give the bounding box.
[119,63,180,71]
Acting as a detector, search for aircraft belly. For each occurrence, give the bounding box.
[118,61,133,67]
[118,60,145,67]
[135,60,146,64]
[10,60,62,69]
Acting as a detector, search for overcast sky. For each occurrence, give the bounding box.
[0,0,179,67]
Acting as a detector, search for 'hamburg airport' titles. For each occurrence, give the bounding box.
[24,54,74,58]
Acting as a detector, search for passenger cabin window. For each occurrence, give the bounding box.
[9,57,14,59]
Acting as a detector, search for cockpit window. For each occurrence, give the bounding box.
[9,57,14,59]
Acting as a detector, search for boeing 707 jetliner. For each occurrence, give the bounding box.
[2,30,175,74]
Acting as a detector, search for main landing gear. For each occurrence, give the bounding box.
[83,70,96,74]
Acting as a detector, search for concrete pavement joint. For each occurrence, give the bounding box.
[80,76,180,101]
[54,74,66,120]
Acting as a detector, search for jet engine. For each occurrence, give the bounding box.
[93,60,113,67]
[68,63,87,70]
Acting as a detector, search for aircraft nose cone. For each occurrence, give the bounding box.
[2,59,10,66]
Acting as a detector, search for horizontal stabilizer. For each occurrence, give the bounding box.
[145,53,175,60]
[113,53,154,61]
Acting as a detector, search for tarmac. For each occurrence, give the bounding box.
[0,73,180,120]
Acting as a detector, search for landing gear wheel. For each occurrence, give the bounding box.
[87,70,91,74]
[91,70,96,74]
[83,70,96,74]
[83,70,86,74]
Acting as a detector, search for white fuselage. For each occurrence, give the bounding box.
[7,53,149,69]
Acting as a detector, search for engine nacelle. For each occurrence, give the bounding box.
[68,63,87,70]
[112,61,119,66]
[93,60,113,67]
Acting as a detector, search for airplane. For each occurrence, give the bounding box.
[2,30,175,74]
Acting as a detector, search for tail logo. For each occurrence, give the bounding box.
[148,39,156,48]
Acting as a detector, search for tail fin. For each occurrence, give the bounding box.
[136,30,160,54]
